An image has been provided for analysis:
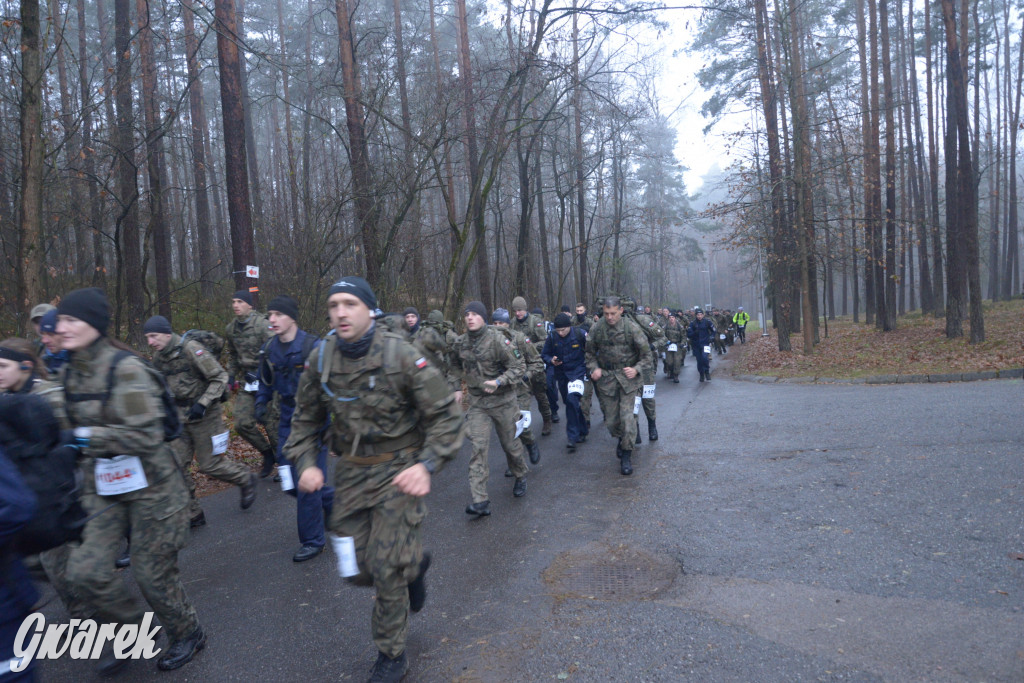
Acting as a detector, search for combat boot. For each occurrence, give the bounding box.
[157,627,206,671]
[705,370,711,381]
[259,449,276,478]
[635,430,642,445]
[465,501,491,517]
[512,477,527,497]
[190,511,207,528]
[699,372,705,382]
[541,419,552,436]
[240,473,256,509]
[368,651,408,683]
[619,450,633,476]
[528,443,540,464]
[648,420,658,442]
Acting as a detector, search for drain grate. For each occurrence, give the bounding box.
[543,542,680,601]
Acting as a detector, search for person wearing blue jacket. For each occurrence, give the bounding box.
[255,296,334,563]
[0,446,38,681]
[541,313,589,451]
[686,308,717,382]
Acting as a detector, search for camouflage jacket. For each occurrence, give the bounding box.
[584,317,652,393]
[631,312,667,350]
[411,324,459,391]
[510,312,546,344]
[505,327,544,394]
[225,312,272,379]
[61,338,188,502]
[664,322,686,345]
[154,334,228,407]
[29,378,68,430]
[285,328,463,479]
[450,326,526,405]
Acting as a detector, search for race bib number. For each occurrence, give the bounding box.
[703,345,711,354]
[514,410,532,439]
[243,380,259,392]
[279,464,295,491]
[567,379,584,395]
[667,343,678,353]
[642,384,656,399]
[720,334,726,340]
[633,396,642,415]
[95,455,148,496]
[330,535,359,577]
[211,431,229,455]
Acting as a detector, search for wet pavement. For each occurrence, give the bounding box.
[33,351,1024,681]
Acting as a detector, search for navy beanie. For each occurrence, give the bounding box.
[232,290,254,306]
[492,308,510,324]
[142,315,173,335]
[267,295,299,322]
[328,276,377,311]
[465,301,488,320]
[403,307,419,318]
[57,288,110,336]
[554,312,572,328]
[38,309,58,334]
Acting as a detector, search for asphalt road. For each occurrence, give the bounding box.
[34,350,1024,682]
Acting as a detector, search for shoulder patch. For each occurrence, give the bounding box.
[648,321,655,327]
[195,348,204,356]
[504,339,511,345]
[415,357,428,369]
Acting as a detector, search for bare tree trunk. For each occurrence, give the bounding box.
[215,0,256,292]
[77,0,106,287]
[571,2,589,305]
[17,0,45,322]
[235,0,263,231]
[880,0,897,330]
[335,0,382,290]
[536,139,555,310]
[1002,17,1023,300]
[137,0,172,319]
[926,2,945,313]
[276,0,301,232]
[906,0,932,313]
[183,0,214,295]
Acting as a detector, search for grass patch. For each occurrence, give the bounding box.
[736,299,1024,379]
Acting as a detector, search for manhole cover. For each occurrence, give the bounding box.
[543,542,680,601]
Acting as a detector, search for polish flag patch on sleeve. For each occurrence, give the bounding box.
[415,357,428,369]
[195,349,204,356]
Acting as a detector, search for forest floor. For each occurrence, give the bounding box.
[735,297,1024,378]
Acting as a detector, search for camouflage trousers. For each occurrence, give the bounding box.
[64,488,198,641]
[329,460,425,659]
[516,386,535,448]
[173,403,250,518]
[528,373,553,422]
[594,380,639,451]
[39,544,93,619]
[640,367,656,423]
[664,349,683,377]
[581,378,594,423]
[233,388,277,455]
[466,395,529,503]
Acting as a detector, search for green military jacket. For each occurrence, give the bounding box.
[285,328,463,478]
[664,321,686,345]
[632,312,668,351]
[29,378,69,429]
[510,312,546,344]
[450,325,526,405]
[225,312,272,379]
[584,317,652,394]
[154,334,228,408]
[62,338,188,503]
[503,327,544,397]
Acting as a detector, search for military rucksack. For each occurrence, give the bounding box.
[628,313,663,345]
[0,393,87,554]
[64,350,183,443]
[181,329,225,358]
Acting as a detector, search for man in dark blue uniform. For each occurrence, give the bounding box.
[0,446,38,681]
[255,295,334,562]
[541,312,588,451]
[687,308,717,383]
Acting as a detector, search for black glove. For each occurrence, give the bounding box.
[254,402,267,425]
[188,403,207,421]
[244,371,258,383]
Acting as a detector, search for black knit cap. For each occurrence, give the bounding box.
[57,288,110,336]
[465,301,487,320]
[560,305,571,313]
[328,276,377,311]
[142,315,173,335]
[267,295,299,321]
[232,290,253,306]
[554,312,572,329]
[403,307,419,317]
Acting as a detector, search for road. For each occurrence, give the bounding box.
[34,351,1024,682]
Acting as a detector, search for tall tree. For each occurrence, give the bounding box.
[183,0,214,296]
[17,0,45,321]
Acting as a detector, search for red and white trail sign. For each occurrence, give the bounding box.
[246,265,259,278]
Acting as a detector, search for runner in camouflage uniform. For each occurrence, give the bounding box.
[56,288,204,673]
[286,277,463,683]
[510,296,554,434]
[451,301,530,515]
[225,291,278,477]
[492,308,542,466]
[585,296,652,476]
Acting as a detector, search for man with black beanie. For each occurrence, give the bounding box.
[225,290,278,476]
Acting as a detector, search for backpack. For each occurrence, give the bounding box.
[315,330,404,400]
[181,329,225,358]
[64,350,183,443]
[0,393,87,554]
[628,313,663,345]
